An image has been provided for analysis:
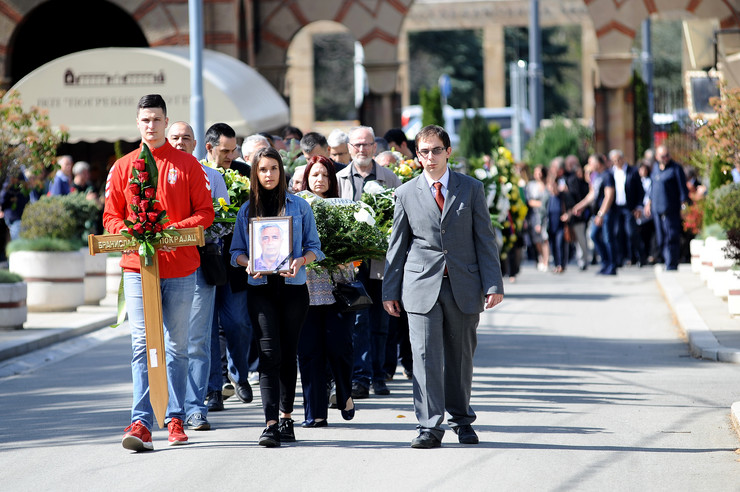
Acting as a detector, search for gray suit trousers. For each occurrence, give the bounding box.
[407,277,478,440]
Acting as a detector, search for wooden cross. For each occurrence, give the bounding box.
[88,226,205,429]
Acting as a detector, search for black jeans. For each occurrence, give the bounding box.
[247,276,309,423]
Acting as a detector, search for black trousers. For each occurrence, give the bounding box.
[247,276,309,423]
[298,303,354,422]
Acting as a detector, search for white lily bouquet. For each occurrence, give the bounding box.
[297,191,388,273]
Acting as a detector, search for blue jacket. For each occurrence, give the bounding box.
[649,160,688,216]
[230,193,324,286]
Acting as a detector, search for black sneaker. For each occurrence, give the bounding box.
[278,418,296,442]
[259,424,281,447]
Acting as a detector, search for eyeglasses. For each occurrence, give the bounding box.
[417,147,446,157]
[349,142,375,150]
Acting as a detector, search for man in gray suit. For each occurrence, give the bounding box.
[383,125,504,449]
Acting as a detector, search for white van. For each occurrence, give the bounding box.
[401,105,533,150]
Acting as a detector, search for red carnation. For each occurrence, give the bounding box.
[131,195,142,207]
[144,222,153,232]
[144,188,156,199]
[138,212,147,222]
[128,183,141,195]
[147,212,159,223]
[128,213,137,223]
[133,159,146,171]
[138,171,149,182]
[153,223,163,233]
[133,223,144,234]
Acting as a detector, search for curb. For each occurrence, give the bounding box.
[654,265,740,363]
[0,313,116,362]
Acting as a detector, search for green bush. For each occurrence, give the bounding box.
[20,195,78,242]
[699,223,727,240]
[58,192,102,241]
[525,117,592,166]
[420,86,443,128]
[0,269,23,283]
[708,182,740,232]
[458,108,491,158]
[7,237,80,253]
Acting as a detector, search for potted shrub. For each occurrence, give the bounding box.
[0,268,27,329]
[8,197,85,312]
[59,193,106,304]
[723,230,740,316]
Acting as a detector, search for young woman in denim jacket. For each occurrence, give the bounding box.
[231,147,324,447]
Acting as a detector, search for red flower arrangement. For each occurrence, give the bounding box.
[121,144,178,265]
[682,199,705,236]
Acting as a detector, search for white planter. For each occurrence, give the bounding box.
[699,237,718,284]
[706,240,731,291]
[713,270,735,299]
[729,273,740,317]
[689,239,704,273]
[0,281,27,329]
[82,248,107,305]
[106,256,123,295]
[9,250,85,312]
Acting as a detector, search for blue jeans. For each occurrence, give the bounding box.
[590,212,616,274]
[654,212,682,270]
[208,282,251,393]
[124,271,195,429]
[612,205,638,266]
[185,267,216,418]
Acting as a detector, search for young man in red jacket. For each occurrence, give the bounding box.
[103,94,214,451]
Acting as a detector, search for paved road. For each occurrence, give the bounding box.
[1,265,739,491]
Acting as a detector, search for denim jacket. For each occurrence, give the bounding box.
[230,193,324,286]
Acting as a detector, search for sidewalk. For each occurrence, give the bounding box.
[0,294,117,362]
[654,263,740,436]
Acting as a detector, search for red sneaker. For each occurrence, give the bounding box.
[167,418,188,446]
[122,421,153,452]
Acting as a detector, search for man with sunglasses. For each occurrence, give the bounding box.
[336,126,402,399]
[383,124,504,449]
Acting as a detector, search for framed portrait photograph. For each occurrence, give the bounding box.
[249,216,293,274]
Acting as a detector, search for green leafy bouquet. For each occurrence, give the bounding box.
[203,163,250,239]
[360,180,396,238]
[297,191,387,273]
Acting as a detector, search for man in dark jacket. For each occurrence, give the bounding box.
[609,149,644,267]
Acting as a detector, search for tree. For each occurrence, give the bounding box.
[420,86,444,128]
[408,30,483,109]
[0,90,68,192]
[458,109,491,158]
[696,85,740,179]
[504,26,581,117]
[525,118,592,166]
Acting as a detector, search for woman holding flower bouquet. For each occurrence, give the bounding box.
[230,147,324,447]
[297,155,357,428]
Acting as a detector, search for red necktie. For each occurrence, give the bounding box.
[433,182,444,212]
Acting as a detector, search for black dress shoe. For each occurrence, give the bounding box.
[235,381,253,404]
[411,431,442,449]
[205,391,224,412]
[453,424,479,444]
[371,380,390,395]
[259,424,280,447]
[351,382,369,399]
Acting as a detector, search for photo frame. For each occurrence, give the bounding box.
[249,216,293,274]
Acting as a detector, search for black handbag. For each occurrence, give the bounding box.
[332,279,373,312]
[198,243,228,286]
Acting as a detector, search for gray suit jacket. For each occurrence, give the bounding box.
[382,170,504,315]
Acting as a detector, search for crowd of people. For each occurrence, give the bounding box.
[98,94,503,452]
[4,92,721,452]
[505,144,703,281]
